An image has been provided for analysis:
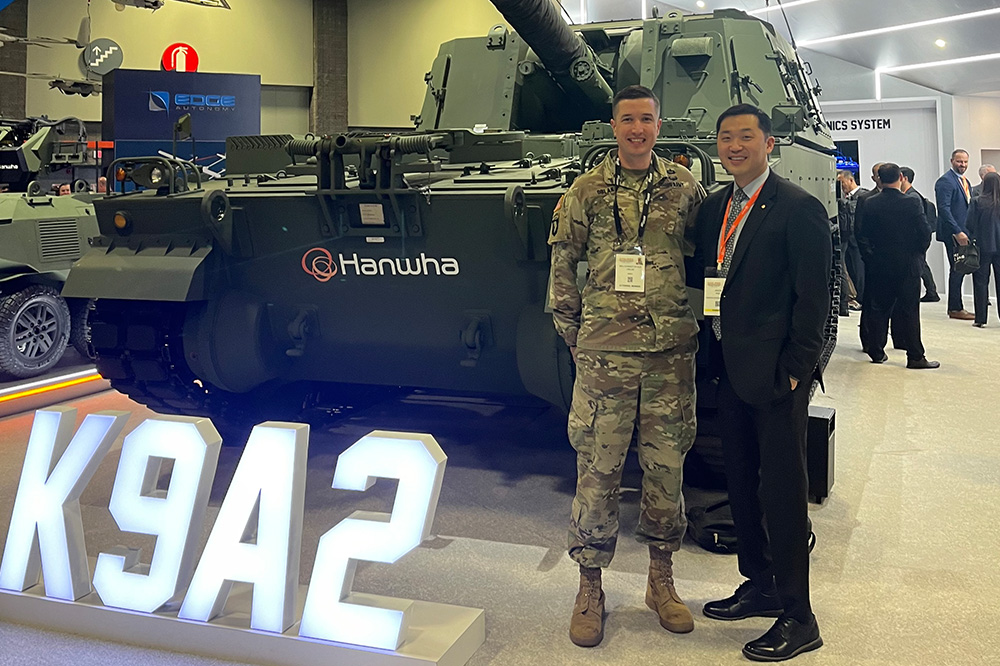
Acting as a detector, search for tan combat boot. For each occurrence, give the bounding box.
[646,546,694,633]
[570,566,605,647]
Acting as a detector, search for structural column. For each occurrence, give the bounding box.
[312,0,348,135]
[0,0,28,119]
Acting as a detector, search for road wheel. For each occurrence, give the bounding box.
[0,285,71,379]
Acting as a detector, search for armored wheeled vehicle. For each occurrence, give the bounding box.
[0,117,98,378]
[63,0,838,429]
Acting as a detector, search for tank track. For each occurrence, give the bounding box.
[89,299,221,419]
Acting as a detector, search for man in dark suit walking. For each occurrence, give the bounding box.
[858,164,938,369]
[934,149,975,320]
[696,104,831,662]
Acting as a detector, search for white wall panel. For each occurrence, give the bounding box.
[347,0,508,128]
[825,102,948,294]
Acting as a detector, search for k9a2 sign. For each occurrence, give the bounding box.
[0,408,447,652]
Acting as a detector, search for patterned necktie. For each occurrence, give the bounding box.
[713,187,749,340]
[961,176,970,202]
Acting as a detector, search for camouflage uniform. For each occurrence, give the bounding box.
[549,150,704,568]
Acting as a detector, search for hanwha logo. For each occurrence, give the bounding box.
[302,247,338,282]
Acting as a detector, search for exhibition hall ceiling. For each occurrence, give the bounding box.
[658,0,1000,97]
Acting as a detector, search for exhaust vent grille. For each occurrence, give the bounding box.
[37,218,82,263]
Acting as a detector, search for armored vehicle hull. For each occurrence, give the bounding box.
[1,117,98,378]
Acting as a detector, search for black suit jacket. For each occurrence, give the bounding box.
[967,197,1000,254]
[696,172,832,405]
[855,188,930,277]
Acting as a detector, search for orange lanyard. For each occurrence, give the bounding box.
[717,186,763,267]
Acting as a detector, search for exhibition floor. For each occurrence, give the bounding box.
[1,300,998,666]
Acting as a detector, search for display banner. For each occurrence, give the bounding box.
[103,69,261,142]
[0,408,482,664]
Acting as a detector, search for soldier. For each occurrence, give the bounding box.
[548,84,705,647]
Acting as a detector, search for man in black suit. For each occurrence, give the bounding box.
[696,104,830,662]
[853,162,884,352]
[836,170,865,310]
[934,149,974,319]
[858,164,938,369]
[900,166,940,303]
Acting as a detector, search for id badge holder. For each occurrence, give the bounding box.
[615,247,645,293]
[703,267,724,317]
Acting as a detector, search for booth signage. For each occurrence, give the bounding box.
[0,408,449,652]
[828,118,892,132]
[103,69,261,142]
[162,42,200,72]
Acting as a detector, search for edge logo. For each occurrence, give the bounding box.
[148,91,237,113]
[149,91,170,112]
[301,248,460,281]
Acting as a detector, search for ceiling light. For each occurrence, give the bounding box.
[749,0,820,15]
[935,39,946,48]
[800,8,1000,47]
[874,51,1000,100]
[696,1,706,7]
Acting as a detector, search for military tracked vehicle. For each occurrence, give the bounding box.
[0,117,98,378]
[63,1,838,428]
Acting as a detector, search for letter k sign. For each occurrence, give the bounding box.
[0,408,128,600]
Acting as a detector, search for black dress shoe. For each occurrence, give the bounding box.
[743,615,823,662]
[920,293,940,302]
[703,580,783,621]
[869,351,888,363]
[906,357,940,369]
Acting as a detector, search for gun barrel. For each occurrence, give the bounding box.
[490,0,613,114]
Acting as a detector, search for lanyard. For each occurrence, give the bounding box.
[613,157,657,249]
[716,185,763,267]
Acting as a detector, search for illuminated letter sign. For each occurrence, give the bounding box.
[0,412,463,659]
[179,423,308,632]
[0,408,128,600]
[92,417,222,613]
[299,431,447,649]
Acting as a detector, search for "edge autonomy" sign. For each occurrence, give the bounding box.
[0,407,457,653]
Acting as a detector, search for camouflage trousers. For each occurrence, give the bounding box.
[567,342,697,568]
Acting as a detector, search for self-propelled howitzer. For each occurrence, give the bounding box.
[62,6,839,430]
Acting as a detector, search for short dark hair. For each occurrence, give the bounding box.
[716,104,772,136]
[900,167,915,183]
[612,85,660,117]
[952,149,969,159]
[878,163,901,185]
[837,169,856,182]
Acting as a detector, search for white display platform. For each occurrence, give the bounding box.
[0,582,485,666]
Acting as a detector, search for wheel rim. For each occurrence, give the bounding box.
[13,299,61,362]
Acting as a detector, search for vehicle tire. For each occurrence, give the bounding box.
[0,286,72,379]
[68,298,95,359]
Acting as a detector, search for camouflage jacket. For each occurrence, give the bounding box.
[548,151,705,352]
